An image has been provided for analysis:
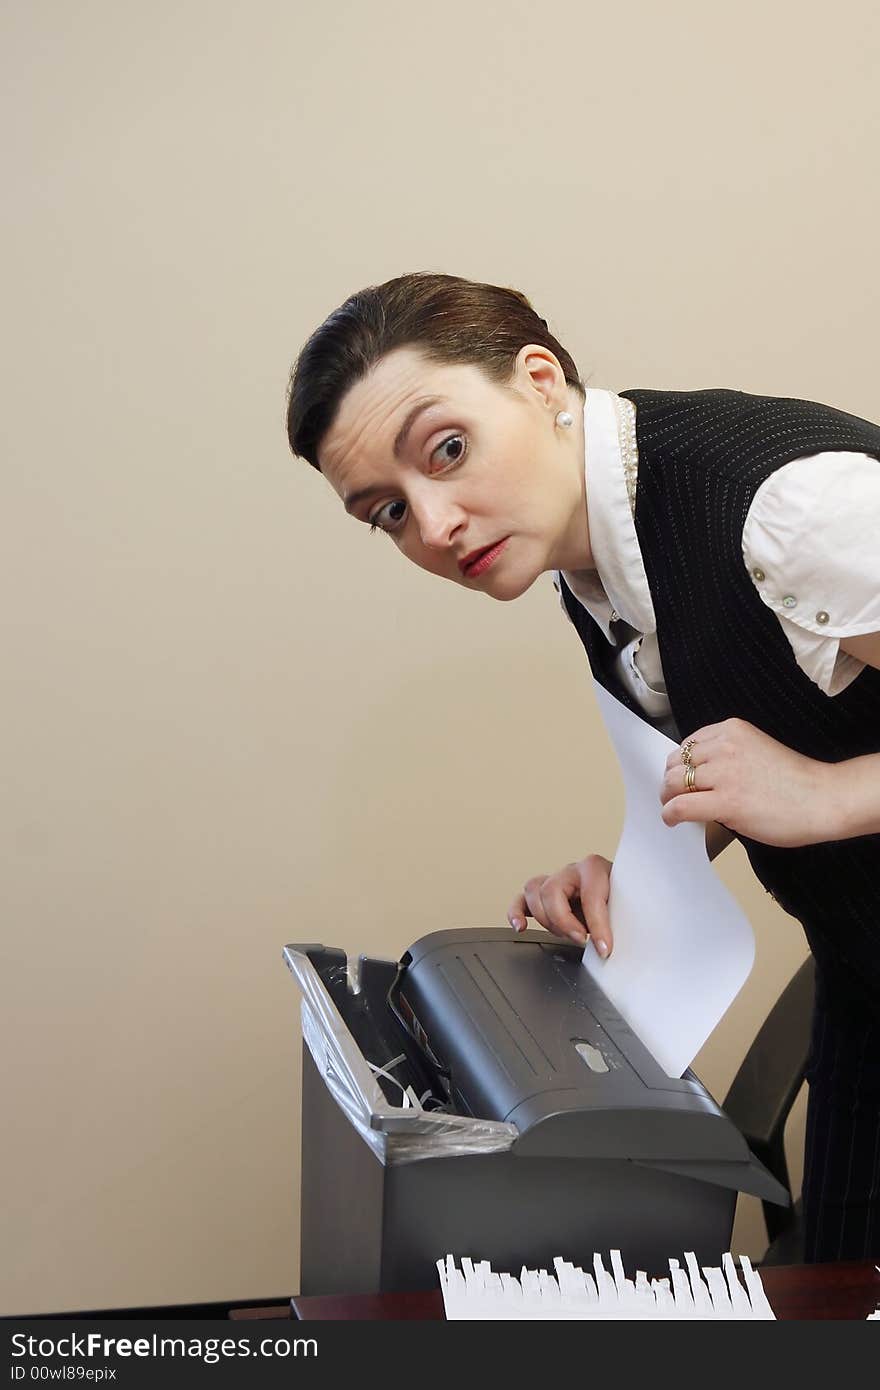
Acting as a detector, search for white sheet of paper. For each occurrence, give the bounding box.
[581,681,755,1077]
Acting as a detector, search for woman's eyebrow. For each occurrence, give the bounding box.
[392,396,447,458]
[344,481,389,516]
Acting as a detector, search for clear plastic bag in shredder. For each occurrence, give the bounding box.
[285,947,518,1165]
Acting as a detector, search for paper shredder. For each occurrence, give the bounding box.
[285,928,787,1295]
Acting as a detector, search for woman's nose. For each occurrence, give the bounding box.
[413,496,465,550]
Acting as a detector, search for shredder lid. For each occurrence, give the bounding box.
[398,928,788,1200]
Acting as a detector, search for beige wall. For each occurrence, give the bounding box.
[3,0,877,1314]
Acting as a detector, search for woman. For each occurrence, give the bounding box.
[286,272,880,1262]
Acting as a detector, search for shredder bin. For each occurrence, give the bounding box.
[285,931,787,1295]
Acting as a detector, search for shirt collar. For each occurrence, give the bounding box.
[557,387,656,640]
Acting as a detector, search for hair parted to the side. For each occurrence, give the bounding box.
[286,272,585,471]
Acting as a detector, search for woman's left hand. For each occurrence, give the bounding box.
[660,718,842,848]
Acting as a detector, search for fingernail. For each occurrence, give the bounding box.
[509,916,524,932]
[595,939,609,957]
[570,930,587,946]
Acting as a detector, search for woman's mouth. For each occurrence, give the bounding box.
[460,537,510,578]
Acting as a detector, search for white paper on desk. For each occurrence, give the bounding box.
[582,682,755,1078]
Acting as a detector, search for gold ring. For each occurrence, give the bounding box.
[685,764,697,792]
[681,738,696,768]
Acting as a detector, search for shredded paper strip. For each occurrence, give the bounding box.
[437,1250,776,1320]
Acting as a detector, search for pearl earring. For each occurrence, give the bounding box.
[555,410,574,429]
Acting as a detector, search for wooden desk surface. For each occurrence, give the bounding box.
[262,1262,880,1321]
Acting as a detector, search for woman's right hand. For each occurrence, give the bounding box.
[506,855,614,957]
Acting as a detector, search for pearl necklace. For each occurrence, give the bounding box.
[613,394,639,520]
[606,394,639,625]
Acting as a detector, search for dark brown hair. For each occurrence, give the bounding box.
[286,272,585,471]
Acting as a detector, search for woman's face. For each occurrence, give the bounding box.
[317,344,591,601]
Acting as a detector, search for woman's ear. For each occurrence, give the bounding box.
[513,343,566,410]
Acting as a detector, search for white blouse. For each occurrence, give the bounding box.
[554,389,880,721]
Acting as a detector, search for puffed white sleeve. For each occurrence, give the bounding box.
[741,451,880,696]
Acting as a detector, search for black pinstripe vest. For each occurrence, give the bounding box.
[559,388,880,998]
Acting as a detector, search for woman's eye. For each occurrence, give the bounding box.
[431,433,467,470]
[369,498,407,534]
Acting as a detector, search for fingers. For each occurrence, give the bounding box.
[507,890,529,934]
[664,727,726,773]
[661,791,723,828]
[661,724,731,825]
[508,871,582,944]
[511,872,576,939]
[507,856,614,957]
[534,871,590,948]
[659,754,717,804]
[577,857,613,958]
